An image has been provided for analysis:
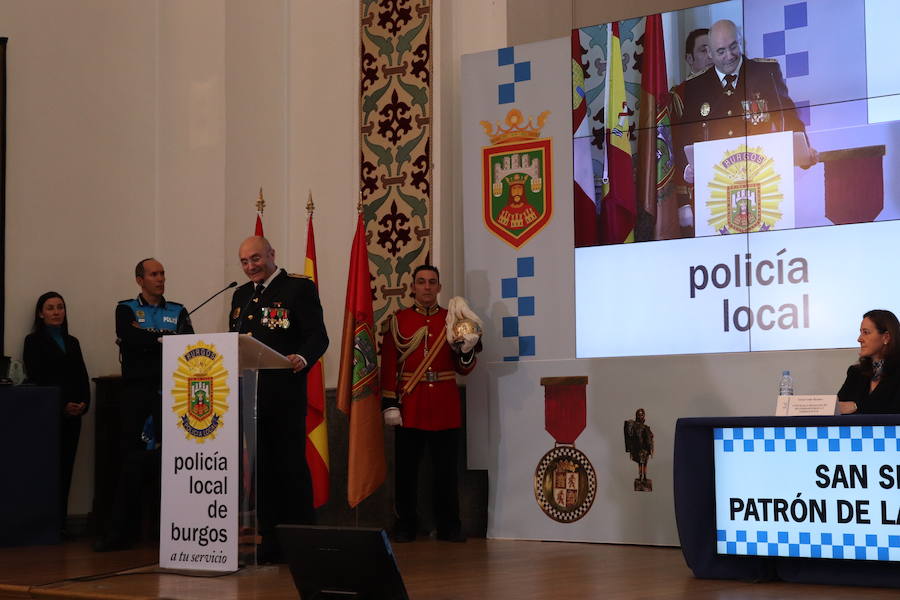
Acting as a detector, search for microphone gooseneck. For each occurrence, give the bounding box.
[770,71,786,133]
[189,281,238,317]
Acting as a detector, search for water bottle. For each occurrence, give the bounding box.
[778,370,794,396]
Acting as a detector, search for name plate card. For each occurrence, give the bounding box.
[775,395,838,416]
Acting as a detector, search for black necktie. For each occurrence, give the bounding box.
[724,74,737,90]
[251,283,265,304]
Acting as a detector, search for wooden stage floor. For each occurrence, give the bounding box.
[1,538,898,599]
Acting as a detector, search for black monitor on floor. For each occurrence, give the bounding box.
[277,525,410,600]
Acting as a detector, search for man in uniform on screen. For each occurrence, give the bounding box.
[682,28,713,82]
[668,28,713,237]
[671,19,815,234]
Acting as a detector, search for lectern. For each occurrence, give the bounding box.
[159,332,290,572]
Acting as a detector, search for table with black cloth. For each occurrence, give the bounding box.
[0,385,60,546]
[675,415,900,588]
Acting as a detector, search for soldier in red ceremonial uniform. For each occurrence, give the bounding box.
[381,265,481,543]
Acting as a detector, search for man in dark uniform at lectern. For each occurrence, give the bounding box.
[672,19,815,234]
[229,236,328,563]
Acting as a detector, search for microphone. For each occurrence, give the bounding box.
[769,71,786,133]
[189,281,238,316]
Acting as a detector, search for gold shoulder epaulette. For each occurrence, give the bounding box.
[287,272,311,279]
[379,315,393,336]
[685,65,712,81]
[669,89,685,119]
[380,310,401,336]
[751,57,778,63]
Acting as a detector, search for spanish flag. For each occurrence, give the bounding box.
[304,215,330,508]
[599,21,636,245]
[336,212,386,507]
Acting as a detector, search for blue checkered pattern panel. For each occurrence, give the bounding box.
[717,529,900,560]
[500,256,536,361]
[496,47,532,105]
[758,1,811,126]
[714,426,900,453]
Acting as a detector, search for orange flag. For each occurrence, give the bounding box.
[336,213,385,507]
[304,215,330,507]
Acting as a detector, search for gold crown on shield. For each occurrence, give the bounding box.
[481,108,550,145]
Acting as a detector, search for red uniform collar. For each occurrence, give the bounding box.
[412,302,441,316]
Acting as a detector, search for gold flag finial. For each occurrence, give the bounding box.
[357,190,364,215]
[306,190,315,217]
[256,187,266,214]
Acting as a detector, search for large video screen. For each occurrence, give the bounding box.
[573,0,900,357]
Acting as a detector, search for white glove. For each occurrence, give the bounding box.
[683,162,694,184]
[383,407,403,427]
[678,204,694,228]
[460,333,480,354]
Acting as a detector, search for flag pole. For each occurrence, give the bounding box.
[304,189,330,508]
[255,187,265,236]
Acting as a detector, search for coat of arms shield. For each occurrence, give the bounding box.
[480,109,553,248]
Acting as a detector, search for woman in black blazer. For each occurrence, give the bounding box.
[23,291,90,535]
[838,309,900,414]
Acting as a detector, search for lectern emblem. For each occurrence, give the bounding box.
[171,341,231,442]
[706,143,784,234]
[189,377,213,420]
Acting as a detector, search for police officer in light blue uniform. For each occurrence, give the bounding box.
[94,257,192,551]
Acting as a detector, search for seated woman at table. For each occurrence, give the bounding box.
[838,309,900,414]
[23,291,90,536]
